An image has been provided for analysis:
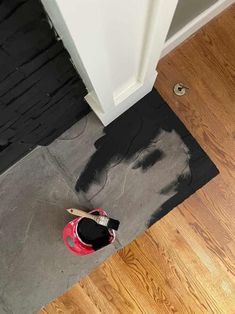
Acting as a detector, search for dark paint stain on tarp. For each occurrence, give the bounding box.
[75,90,219,227]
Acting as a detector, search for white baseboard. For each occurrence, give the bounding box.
[161,0,234,58]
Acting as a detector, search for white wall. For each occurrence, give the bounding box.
[167,0,218,38]
[162,0,233,57]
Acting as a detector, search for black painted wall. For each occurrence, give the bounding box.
[0,0,90,173]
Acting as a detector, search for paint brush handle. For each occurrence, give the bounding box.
[66,208,97,221]
[66,208,120,231]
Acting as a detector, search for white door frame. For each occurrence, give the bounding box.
[41,0,178,125]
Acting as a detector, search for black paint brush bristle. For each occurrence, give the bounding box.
[96,215,120,231]
[106,218,120,231]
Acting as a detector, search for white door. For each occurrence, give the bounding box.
[41,0,178,125]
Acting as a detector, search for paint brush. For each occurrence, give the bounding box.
[66,208,120,231]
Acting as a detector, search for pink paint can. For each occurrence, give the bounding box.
[63,208,115,256]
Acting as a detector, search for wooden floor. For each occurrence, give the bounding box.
[40,6,235,314]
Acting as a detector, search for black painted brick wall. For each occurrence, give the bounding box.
[0,0,90,173]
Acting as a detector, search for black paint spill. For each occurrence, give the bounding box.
[0,0,90,174]
[132,149,164,171]
[76,89,219,226]
[76,92,169,192]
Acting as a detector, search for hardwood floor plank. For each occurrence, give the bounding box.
[41,285,101,314]
[149,214,234,313]
[79,266,144,314]
[116,247,186,313]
